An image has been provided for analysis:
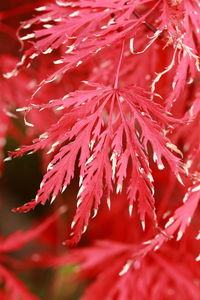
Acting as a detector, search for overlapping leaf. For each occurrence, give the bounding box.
[8,0,162,84]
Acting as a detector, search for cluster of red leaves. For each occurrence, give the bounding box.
[1,0,200,299]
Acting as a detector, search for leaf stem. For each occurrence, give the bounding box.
[114,40,125,89]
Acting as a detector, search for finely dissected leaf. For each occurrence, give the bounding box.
[53,239,200,300]
[165,182,200,242]
[11,83,183,244]
[11,0,160,82]
[133,182,200,256]
[6,0,199,101]
[150,0,200,102]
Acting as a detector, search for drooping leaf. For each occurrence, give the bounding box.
[11,83,183,244]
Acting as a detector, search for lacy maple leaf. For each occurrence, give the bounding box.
[6,0,200,98]
[63,239,200,300]
[10,81,183,244]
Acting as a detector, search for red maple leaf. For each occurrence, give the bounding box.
[10,74,183,244]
